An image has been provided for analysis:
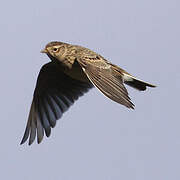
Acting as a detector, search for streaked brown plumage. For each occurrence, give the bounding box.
[21,41,156,145]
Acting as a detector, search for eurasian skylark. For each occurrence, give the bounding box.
[21,41,156,145]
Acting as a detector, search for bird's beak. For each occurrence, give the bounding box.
[40,49,48,53]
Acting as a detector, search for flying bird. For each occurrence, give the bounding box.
[21,41,156,145]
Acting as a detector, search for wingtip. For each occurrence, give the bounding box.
[37,137,43,144]
[28,141,32,146]
[20,137,43,146]
[28,138,35,146]
[20,139,25,145]
[130,104,135,110]
[147,84,156,88]
[20,131,29,145]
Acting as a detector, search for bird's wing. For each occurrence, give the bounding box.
[77,57,134,109]
[21,62,93,145]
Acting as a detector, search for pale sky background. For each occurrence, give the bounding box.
[0,0,180,179]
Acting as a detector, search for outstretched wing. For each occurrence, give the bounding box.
[77,56,134,109]
[21,62,93,145]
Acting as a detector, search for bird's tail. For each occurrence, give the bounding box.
[123,73,156,91]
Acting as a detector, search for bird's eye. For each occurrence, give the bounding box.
[53,48,58,52]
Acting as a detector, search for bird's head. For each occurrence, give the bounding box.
[41,41,68,60]
[41,41,78,68]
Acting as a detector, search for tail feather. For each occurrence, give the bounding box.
[123,74,156,91]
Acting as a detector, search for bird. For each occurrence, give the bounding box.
[21,41,156,145]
